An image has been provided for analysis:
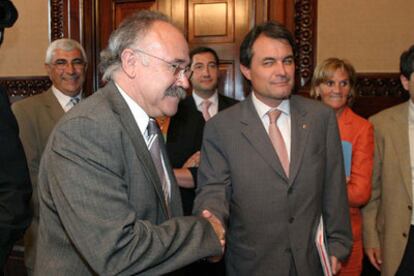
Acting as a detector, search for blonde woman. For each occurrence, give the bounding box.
[311,58,374,275]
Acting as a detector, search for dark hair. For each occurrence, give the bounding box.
[240,21,296,68]
[400,45,414,79]
[190,46,219,65]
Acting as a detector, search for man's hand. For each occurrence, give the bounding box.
[183,151,201,168]
[365,247,382,271]
[202,209,225,262]
[330,256,342,275]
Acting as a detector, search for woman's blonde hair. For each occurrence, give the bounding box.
[310,57,357,100]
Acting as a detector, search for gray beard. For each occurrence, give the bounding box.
[165,85,187,100]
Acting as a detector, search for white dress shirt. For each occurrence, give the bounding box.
[115,82,171,199]
[192,90,219,118]
[52,85,82,112]
[251,92,291,161]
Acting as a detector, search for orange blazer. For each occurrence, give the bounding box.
[338,106,374,241]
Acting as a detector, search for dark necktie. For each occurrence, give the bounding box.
[147,118,170,207]
[268,109,290,177]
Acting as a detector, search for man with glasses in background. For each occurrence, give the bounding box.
[33,11,224,275]
[11,38,87,275]
[166,46,237,276]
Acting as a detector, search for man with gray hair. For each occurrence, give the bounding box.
[33,10,223,275]
[12,38,87,274]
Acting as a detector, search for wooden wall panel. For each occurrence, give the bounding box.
[114,2,158,28]
[188,0,234,44]
[218,62,235,98]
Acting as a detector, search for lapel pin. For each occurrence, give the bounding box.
[302,124,307,129]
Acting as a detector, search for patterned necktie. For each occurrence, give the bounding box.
[147,118,170,207]
[268,109,289,177]
[69,97,80,109]
[201,100,212,121]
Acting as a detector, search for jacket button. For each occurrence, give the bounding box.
[408,205,412,211]
[287,187,293,194]
[403,232,407,238]
[289,217,294,223]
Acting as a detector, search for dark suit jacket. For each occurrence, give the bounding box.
[34,82,221,275]
[11,88,64,270]
[0,87,32,269]
[194,95,353,276]
[167,94,237,215]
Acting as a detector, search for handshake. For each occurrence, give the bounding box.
[201,209,226,262]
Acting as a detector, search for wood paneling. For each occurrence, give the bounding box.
[1,0,405,120]
[353,73,409,117]
[0,77,51,103]
[115,2,157,27]
[188,0,234,43]
[218,62,235,98]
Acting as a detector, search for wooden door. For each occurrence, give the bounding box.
[82,0,297,99]
[95,0,254,100]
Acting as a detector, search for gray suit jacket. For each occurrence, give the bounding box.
[194,95,352,276]
[362,102,413,276]
[34,82,221,275]
[11,88,64,270]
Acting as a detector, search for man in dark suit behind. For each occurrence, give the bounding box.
[167,47,237,275]
[167,47,238,216]
[194,21,353,275]
[0,86,32,271]
[34,11,223,275]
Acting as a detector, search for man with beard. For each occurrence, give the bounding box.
[33,11,224,276]
[11,38,87,275]
[194,21,352,275]
[166,47,237,276]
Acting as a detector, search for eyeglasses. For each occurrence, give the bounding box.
[50,58,86,71]
[132,48,192,79]
[192,63,218,72]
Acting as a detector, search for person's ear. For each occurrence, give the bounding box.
[401,74,409,91]
[44,63,52,77]
[240,64,252,81]
[120,49,138,78]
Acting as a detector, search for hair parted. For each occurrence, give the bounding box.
[190,46,220,65]
[240,21,296,68]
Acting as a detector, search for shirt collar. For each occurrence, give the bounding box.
[192,90,218,108]
[115,82,149,138]
[251,91,290,120]
[52,85,82,108]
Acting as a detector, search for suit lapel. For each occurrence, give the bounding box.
[289,96,310,185]
[390,103,412,201]
[104,82,170,217]
[240,96,288,181]
[43,88,65,123]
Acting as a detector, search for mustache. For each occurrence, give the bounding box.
[165,85,186,100]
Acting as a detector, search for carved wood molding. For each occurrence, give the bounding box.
[0,77,52,99]
[295,0,315,89]
[3,0,62,98]
[356,73,406,97]
[50,0,65,40]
